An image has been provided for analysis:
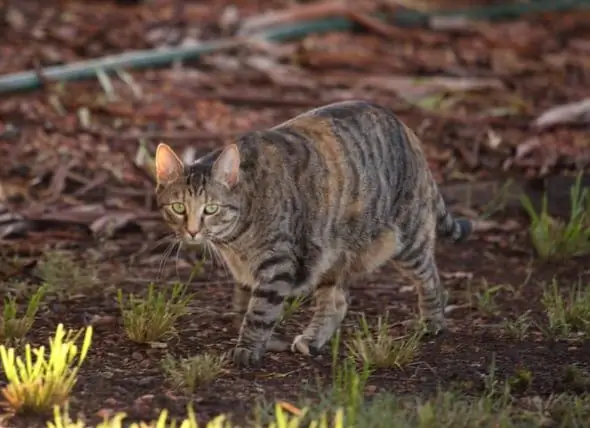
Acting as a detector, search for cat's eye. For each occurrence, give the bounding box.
[203,204,219,215]
[170,202,186,215]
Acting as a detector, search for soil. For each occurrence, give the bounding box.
[1,1,590,426]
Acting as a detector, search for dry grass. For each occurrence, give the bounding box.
[346,314,421,369]
[162,352,226,394]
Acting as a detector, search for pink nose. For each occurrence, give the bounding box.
[186,229,200,237]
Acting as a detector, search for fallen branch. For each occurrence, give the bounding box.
[532,98,590,130]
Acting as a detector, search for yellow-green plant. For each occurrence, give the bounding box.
[129,407,230,428]
[1,284,47,343]
[0,323,93,414]
[46,403,85,428]
[268,404,344,428]
[47,405,230,428]
[118,283,192,343]
[521,172,590,261]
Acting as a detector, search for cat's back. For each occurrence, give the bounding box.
[269,100,421,166]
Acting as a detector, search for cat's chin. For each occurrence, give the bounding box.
[182,237,205,247]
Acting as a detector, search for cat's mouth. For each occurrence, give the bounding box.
[182,233,205,246]
[183,234,205,246]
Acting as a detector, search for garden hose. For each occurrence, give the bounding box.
[0,0,587,94]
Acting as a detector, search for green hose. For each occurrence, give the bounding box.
[0,0,587,94]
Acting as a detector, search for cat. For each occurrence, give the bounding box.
[154,100,472,367]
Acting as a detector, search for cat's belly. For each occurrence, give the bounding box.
[322,227,401,282]
[351,227,401,274]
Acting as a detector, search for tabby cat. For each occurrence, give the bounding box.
[154,100,472,367]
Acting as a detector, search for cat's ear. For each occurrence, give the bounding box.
[211,144,240,188]
[155,143,184,185]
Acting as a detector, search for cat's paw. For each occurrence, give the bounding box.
[423,317,447,336]
[291,335,320,356]
[399,317,447,337]
[266,335,290,352]
[227,346,263,367]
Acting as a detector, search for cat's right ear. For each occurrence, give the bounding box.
[155,143,184,185]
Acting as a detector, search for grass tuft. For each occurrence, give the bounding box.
[1,284,46,344]
[502,310,533,341]
[35,251,98,297]
[118,282,192,344]
[0,323,92,414]
[541,280,590,338]
[347,314,421,369]
[280,294,309,324]
[521,172,590,261]
[162,353,226,394]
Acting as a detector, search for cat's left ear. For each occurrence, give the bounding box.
[155,143,184,185]
[211,144,240,188]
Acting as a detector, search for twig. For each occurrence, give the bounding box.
[237,1,374,36]
[345,10,409,39]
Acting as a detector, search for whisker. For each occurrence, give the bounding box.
[210,242,229,278]
[151,234,175,252]
[174,241,183,281]
[158,240,177,280]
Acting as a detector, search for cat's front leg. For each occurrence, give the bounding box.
[231,283,251,331]
[228,254,295,367]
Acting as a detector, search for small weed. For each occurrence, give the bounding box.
[162,353,226,394]
[559,365,590,393]
[0,323,92,414]
[35,251,98,297]
[468,281,511,316]
[347,314,421,369]
[280,294,309,324]
[1,284,46,344]
[546,394,590,427]
[502,310,533,340]
[325,330,372,426]
[118,282,192,343]
[479,179,519,220]
[404,391,516,427]
[521,172,590,261]
[507,368,533,393]
[541,280,590,338]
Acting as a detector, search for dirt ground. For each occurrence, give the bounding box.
[1,1,590,426]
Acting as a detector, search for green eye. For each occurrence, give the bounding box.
[170,202,186,215]
[204,204,219,215]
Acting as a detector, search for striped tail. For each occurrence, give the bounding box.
[434,191,472,243]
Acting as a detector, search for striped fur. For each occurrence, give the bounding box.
[155,100,472,367]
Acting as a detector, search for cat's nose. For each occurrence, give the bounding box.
[186,229,200,238]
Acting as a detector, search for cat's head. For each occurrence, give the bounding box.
[154,143,243,246]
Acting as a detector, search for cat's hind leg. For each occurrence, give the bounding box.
[395,241,446,334]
